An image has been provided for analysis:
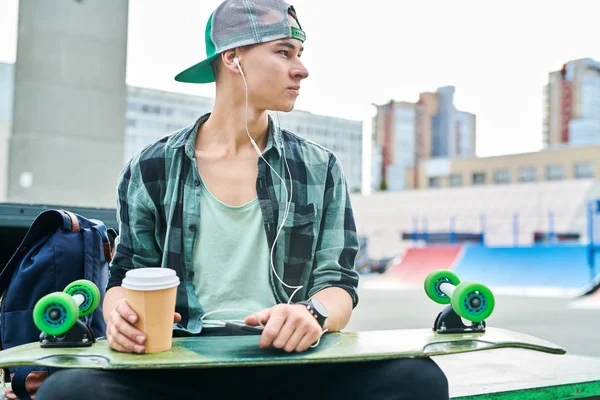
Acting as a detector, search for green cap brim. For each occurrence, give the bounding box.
[174,54,220,84]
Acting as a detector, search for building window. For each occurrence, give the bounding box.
[518,166,537,182]
[574,162,595,179]
[428,177,442,188]
[141,104,160,115]
[494,169,511,184]
[126,118,136,127]
[546,164,565,181]
[449,174,463,187]
[472,172,486,185]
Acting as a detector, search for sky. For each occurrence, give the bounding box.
[0,0,599,158]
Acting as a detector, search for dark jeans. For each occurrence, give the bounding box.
[36,358,449,400]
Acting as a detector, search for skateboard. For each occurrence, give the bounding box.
[0,270,566,371]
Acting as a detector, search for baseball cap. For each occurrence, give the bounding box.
[174,0,306,84]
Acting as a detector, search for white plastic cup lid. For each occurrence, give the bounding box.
[122,268,180,291]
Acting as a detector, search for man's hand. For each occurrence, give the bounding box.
[106,298,182,353]
[244,303,323,353]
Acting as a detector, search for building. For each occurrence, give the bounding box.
[372,101,416,191]
[275,109,363,192]
[372,86,476,191]
[430,86,476,158]
[0,62,13,202]
[6,1,128,208]
[418,144,599,189]
[544,58,600,148]
[125,86,215,164]
[371,144,383,192]
[7,1,128,208]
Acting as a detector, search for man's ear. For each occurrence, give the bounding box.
[221,49,241,74]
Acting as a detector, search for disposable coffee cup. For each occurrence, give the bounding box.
[122,268,180,353]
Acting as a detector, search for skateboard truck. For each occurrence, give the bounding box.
[34,280,101,348]
[39,319,96,348]
[425,271,494,334]
[433,305,486,334]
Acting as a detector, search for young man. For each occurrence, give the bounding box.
[37,1,449,398]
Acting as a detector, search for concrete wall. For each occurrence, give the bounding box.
[0,122,10,202]
[0,63,14,202]
[7,0,128,208]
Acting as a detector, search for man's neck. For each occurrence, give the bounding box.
[197,96,270,156]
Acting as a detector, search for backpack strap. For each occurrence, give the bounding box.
[88,219,116,263]
[107,228,118,261]
[60,210,80,233]
[82,220,112,330]
[10,367,48,400]
[61,211,116,263]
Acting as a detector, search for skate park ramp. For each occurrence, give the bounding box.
[569,270,600,309]
[386,245,462,285]
[452,245,597,295]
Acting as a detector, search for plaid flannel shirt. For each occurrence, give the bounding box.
[108,113,360,334]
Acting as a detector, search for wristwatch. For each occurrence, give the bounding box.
[297,299,328,328]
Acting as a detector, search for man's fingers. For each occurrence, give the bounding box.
[282,325,305,353]
[296,325,323,352]
[244,314,258,326]
[113,312,145,345]
[108,325,144,353]
[174,312,182,323]
[272,316,298,350]
[259,306,286,348]
[245,308,270,326]
[116,298,138,324]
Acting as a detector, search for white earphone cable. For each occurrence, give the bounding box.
[236,57,302,304]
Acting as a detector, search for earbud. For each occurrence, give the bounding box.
[233,56,244,76]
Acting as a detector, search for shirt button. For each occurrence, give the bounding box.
[189,225,197,232]
[194,179,200,186]
[188,271,195,278]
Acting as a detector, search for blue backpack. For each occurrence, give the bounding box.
[0,209,116,399]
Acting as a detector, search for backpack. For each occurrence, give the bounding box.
[0,209,116,400]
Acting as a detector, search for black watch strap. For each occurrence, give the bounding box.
[297,299,327,328]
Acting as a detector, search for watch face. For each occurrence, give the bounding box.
[312,299,328,318]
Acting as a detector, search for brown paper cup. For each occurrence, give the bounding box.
[125,286,177,353]
[121,268,180,354]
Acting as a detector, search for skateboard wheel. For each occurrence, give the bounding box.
[64,279,101,317]
[33,292,79,336]
[424,270,460,304]
[451,281,495,323]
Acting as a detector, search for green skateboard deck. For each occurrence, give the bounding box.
[0,327,565,370]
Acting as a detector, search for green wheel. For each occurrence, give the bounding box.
[424,270,461,304]
[64,280,101,317]
[451,281,495,323]
[33,292,79,336]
